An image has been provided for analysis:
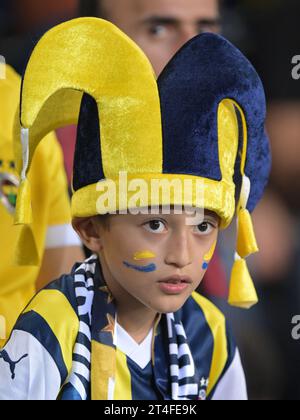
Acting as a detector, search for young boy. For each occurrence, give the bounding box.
[0,18,270,400]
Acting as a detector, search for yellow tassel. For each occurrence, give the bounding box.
[13,178,39,266]
[228,257,258,309]
[14,225,39,266]
[14,178,33,225]
[236,208,259,258]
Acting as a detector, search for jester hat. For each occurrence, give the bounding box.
[13,18,271,308]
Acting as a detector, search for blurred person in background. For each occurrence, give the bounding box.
[81,0,221,75]
[0,63,83,348]
[0,0,80,187]
[0,0,79,189]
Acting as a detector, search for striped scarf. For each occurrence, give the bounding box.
[61,255,202,400]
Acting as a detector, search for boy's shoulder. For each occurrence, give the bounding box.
[36,259,88,311]
[183,291,227,332]
[24,265,80,327]
[6,267,82,385]
[180,292,237,398]
[186,291,235,361]
[43,267,79,312]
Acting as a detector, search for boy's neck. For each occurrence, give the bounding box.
[117,304,159,345]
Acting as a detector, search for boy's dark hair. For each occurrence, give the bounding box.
[96,214,111,230]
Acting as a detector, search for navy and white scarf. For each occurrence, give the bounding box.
[62,255,202,400]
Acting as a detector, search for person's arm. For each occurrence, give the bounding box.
[36,225,83,291]
[35,134,84,290]
[0,280,79,400]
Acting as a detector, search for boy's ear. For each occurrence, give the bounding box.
[72,217,104,253]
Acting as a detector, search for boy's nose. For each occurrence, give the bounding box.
[164,232,192,269]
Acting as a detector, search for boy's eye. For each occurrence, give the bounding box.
[143,220,166,234]
[194,222,214,235]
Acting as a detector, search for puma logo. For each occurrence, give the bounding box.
[0,350,28,379]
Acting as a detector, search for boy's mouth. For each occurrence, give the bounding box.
[158,275,192,285]
[158,275,192,295]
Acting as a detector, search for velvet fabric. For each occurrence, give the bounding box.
[15,19,271,229]
[73,94,104,191]
[158,33,271,212]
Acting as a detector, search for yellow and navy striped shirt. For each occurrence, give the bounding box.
[0,263,247,400]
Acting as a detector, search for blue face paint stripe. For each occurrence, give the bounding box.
[123,261,157,273]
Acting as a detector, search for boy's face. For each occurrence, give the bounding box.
[93,209,219,314]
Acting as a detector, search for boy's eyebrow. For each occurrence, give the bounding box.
[204,211,220,224]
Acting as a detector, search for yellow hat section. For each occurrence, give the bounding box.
[72,98,239,228]
[14,17,163,180]
[217,99,239,194]
[14,18,244,229]
[13,89,81,174]
[72,174,236,229]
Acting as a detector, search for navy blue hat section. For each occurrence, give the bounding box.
[73,93,105,192]
[158,33,271,212]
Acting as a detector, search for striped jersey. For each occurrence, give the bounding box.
[0,261,247,400]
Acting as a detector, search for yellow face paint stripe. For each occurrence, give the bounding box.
[203,241,217,262]
[191,292,228,396]
[133,251,156,261]
[23,290,79,374]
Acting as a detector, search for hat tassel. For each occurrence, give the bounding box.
[228,176,259,309]
[14,128,39,266]
[228,253,258,309]
[236,208,259,258]
[15,177,33,225]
